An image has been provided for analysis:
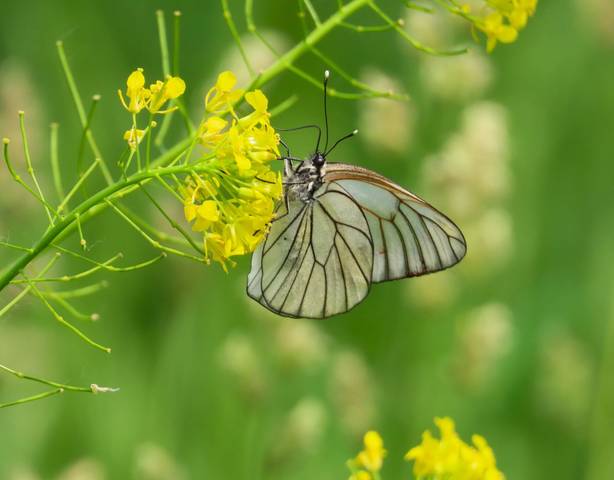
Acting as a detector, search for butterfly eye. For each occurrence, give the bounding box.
[312,154,326,167]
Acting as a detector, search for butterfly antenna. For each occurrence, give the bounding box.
[325,129,358,157]
[322,70,330,154]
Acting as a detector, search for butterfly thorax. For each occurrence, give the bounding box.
[285,154,327,203]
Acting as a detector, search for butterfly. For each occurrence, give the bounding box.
[247,72,466,319]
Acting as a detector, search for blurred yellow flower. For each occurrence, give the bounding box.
[461,0,537,52]
[183,71,282,270]
[347,430,386,480]
[405,417,505,480]
[123,127,145,149]
[349,471,372,480]
[478,12,519,52]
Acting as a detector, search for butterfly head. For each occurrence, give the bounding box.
[312,152,326,168]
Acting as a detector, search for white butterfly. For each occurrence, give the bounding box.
[247,73,466,319]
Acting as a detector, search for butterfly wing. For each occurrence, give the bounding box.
[324,163,466,282]
[247,185,373,319]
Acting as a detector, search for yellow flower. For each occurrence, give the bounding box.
[118,68,150,114]
[182,71,282,270]
[192,201,220,232]
[123,127,145,149]
[228,124,252,172]
[148,76,186,113]
[239,89,270,129]
[348,471,372,480]
[356,431,386,472]
[478,12,518,52]
[118,69,186,115]
[467,0,537,52]
[405,417,505,480]
[199,116,228,149]
[205,70,244,113]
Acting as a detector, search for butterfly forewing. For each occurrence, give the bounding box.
[325,164,467,283]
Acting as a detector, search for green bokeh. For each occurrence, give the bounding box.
[1,1,613,479]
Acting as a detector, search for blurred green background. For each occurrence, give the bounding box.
[1,0,613,479]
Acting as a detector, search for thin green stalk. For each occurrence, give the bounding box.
[3,139,60,217]
[307,42,408,100]
[0,364,95,392]
[146,116,154,170]
[0,389,64,409]
[269,95,300,117]
[56,41,113,185]
[56,158,101,216]
[49,122,64,199]
[340,20,396,32]
[47,282,108,299]
[76,214,87,250]
[19,111,54,225]
[105,198,204,262]
[156,10,171,77]
[247,0,371,91]
[45,292,97,322]
[21,273,111,352]
[151,10,184,150]
[173,11,182,75]
[221,0,255,77]
[403,1,434,13]
[366,0,467,56]
[0,254,61,318]
[302,0,322,26]
[11,253,122,284]
[77,95,101,177]
[0,240,33,253]
[141,186,205,255]
[249,0,382,99]
[0,363,116,409]
[52,244,166,273]
[113,204,190,249]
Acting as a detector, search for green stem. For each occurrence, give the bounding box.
[367,0,467,56]
[21,273,111,352]
[49,122,64,199]
[56,41,113,185]
[156,10,171,77]
[173,11,181,75]
[19,111,54,225]
[248,0,371,91]
[0,389,65,408]
[221,0,255,77]
[0,145,196,292]
[141,186,205,255]
[76,95,100,178]
[0,254,60,318]
[0,363,117,409]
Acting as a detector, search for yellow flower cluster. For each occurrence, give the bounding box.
[118,68,186,148]
[347,431,387,480]
[347,420,504,480]
[463,0,538,52]
[183,71,283,270]
[405,417,505,480]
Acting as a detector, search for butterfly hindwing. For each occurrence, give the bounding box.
[247,183,373,319]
